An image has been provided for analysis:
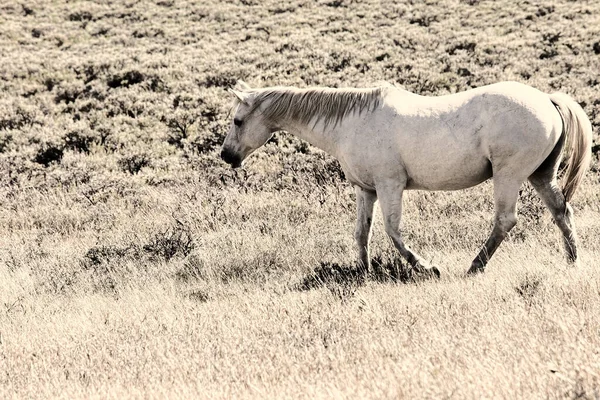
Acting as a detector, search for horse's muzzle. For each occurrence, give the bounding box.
[220,148,242,168]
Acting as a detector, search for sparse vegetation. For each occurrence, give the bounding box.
[1,0,599,398]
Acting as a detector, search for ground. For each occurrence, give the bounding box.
[0,0,599,398]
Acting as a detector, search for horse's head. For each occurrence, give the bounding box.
[221,81,275,168]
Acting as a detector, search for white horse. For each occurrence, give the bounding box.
[221,80,592,276]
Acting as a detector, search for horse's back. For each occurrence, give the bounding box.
[367,82,563,190]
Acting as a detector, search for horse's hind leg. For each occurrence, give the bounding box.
[468,178,521,274]
[527,133,578,263]
[529,176,578,263]
[377,181,440,278]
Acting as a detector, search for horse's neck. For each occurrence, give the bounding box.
[260,86,383,157]
[280,118,340,158]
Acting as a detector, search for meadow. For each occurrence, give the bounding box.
[0,0,599,398]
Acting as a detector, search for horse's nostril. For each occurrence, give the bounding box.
[221,149,234,162]
[221,148,241,167]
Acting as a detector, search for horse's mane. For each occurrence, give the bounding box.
[239,86,385,128]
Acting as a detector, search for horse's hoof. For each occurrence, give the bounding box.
[466,266,485,275]
[413,265,440,280]
[356,264,370,277]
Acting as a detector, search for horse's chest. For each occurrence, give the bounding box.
[339,160,376,191]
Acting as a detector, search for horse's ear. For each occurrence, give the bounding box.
[234,80,251,90]
[228,88,249,104]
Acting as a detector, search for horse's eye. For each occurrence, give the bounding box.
[234,118,243,127]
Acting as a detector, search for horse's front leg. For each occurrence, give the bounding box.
[377,181,440,278]
[354,186,377,273]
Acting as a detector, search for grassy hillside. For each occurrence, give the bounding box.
[1,0,599,398]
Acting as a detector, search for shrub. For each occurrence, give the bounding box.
[118,153,151,174]
[82,245,133,270]
[107,70,145,89]
[202,73,237,88]
[54,82,84,104]
[190,134,222,154]
[143,225,195,262]
[0,103,42,130]
[68,10,93,22]
[0,133,13,153]
[163,110,198,148]
[63,129,97,153]
[33,144,64,166]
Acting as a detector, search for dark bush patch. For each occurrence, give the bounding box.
[163,112,198,148]
[143,226,195,262]
[186,290,209,302]
[539,33,561,59]
[536,6,554,17]
[74,63,111,84]
[515,275,543,306]
[22,4,35,15]
[63,130,96,153]
[325,0,348,7]
[299,256,417,295]
[107,70,145,89]
[375,53,390,62]
[81,245,141,293]
[54,85,83,104]
[132,28,165,38]
[201,106,220,123]
[118,153,151,174]
[301,158,345,186]
[146,75,168,92]
[0,105,40,130]
[68,11,93,22]
[105,97,147,118]
[34,145,64,167]
[298,262,364,301]
[448,42,476,55]
[539,48,558,59]
[0,133,12,153]
[409,14,438,27]
[326,51,352,72]
[543,32,561,45]
[517,184,544,224]
[294,140,310,154]
[457,67,472,77]
[43,77,58,91]
[190,134,222,154]
[91,26,110,36]
[172,94,203,110]
[166,130,187,149]
[82,245,133,269]
[319,159,345,184]
[275,43,299,53]
[370,255,413,283]
[515,278,540,298]
[203,74,237,88]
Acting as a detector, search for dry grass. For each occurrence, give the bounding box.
[1,0,599,398]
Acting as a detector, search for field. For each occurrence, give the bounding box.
[1,0,600,398]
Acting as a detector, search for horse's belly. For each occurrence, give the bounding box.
[405,157,493,191]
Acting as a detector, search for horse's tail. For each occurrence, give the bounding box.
[549,92,593,202]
